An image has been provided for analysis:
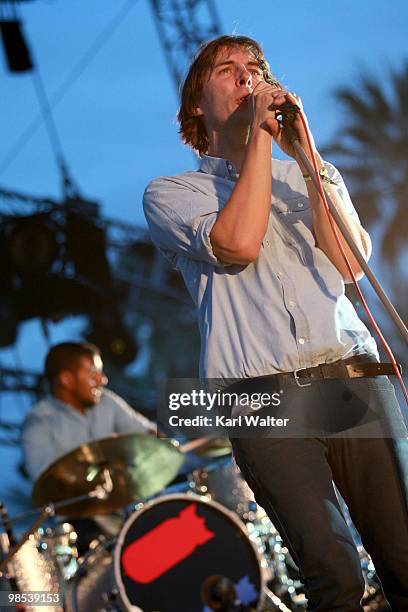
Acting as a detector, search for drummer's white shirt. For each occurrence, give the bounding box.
[22,388,155,481]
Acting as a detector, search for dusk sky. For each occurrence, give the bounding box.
[0,0,407,519]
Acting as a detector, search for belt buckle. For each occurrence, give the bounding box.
[294,368,312,388]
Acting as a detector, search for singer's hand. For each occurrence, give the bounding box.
[272,91,319,171]
[274,92,323,174]
[249,81,287,138]
[250,85,317,167]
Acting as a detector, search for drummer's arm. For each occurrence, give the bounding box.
[21,414,55,481]
[104,389,157,435]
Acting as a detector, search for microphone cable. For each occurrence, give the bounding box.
[287,104,408,406]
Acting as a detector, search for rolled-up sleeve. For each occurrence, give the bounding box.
[143,176,225,267]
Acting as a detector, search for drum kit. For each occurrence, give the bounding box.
[0,433,388,612]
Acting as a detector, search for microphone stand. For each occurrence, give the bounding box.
[281,107,408,348]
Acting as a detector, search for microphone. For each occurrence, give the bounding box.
[200,575,256,611]
[276,98,301,144]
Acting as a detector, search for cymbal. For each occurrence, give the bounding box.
[32,434,184,517]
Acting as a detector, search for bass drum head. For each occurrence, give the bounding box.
[114,494,264,612]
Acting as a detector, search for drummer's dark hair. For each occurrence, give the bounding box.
[45,342,101,388]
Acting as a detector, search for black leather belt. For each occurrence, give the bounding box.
[226,355,401,393]
[292,355,400,386]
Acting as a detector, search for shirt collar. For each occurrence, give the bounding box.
[199,154,239,180]
[48,394,88,421]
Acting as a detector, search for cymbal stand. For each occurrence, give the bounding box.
[0,471,114,574]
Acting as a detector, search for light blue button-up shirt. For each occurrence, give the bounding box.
[143,155,378,381]
[22,389,156,481]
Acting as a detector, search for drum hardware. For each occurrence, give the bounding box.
[0,479,118,610]
[188,457,255,517]
[0,504,55,576]
[1,473,120,577]
[69,535,117,612]
[4,431,388,611]
[261,586,293,612]
[88,467,114,497]
[0,519,64,612]
[37,522,78,581]
[245,519,306,609]
[336,492,388,610]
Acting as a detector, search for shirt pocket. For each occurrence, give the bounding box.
[272,195,316,246]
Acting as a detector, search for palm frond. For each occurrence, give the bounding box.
[380,206,408,261]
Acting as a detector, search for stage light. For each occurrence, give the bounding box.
[65,207,112,289]
[0,294,17,346]
[0,207,137,367]
[0,19,33,72]
[7,213,60,276]
[86,316,138,367]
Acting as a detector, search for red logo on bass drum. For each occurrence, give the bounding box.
[121,503,215,583]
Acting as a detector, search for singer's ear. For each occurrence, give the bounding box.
[192,105,204,117]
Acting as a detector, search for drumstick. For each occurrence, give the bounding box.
[179,437,212,454]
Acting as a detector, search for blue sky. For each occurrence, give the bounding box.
[0,0,407,518]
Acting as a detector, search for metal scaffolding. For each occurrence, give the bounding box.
[148,0,222,89]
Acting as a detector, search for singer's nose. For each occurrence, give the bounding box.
[237,65,252,88]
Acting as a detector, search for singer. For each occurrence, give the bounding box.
[143,36,408,609]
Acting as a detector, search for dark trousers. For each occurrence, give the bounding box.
[230,376,408,611]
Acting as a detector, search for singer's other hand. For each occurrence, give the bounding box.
[255,88,318,168]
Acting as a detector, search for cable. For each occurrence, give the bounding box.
[31,69,76,195]
[295,109,408,405]
[0,0,138,177]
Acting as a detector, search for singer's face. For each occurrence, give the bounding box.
[194,46,264,131]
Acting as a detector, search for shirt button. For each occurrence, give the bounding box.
[297,202,304,208]
[227,163,233,170]
[289,300,296,307]
[298,337,306,344]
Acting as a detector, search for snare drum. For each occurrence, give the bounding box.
[9,532,64,612]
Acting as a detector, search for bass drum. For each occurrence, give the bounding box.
[115,494,265,612]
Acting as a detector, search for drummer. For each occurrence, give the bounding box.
[21,342,157,553]
[22,341,156,483]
